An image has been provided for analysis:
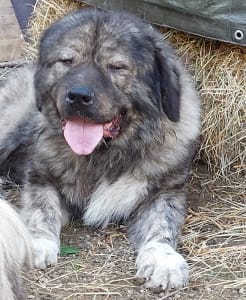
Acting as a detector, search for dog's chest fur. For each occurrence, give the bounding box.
[35,134,148,227]
[84,174,148,227]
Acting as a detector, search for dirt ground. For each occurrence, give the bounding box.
[0,67,245,299]
[19,164,245,300]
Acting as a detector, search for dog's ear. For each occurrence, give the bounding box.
[154,46,180,122]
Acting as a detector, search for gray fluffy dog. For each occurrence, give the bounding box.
[0,8,200,299]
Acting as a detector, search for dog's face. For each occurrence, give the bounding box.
[35,9,180,155]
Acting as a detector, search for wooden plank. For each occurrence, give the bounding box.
[0,0,23,62]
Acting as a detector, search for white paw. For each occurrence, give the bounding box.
[32,237,59,269]
[136,241,189,291]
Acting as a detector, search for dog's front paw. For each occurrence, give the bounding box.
[136,241,188,291]
[32,237,59,269]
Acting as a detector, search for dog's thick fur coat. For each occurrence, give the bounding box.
[0,8,200,298]
[0,196,32,300]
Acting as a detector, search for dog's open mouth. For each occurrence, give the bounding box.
[62,115,121,155]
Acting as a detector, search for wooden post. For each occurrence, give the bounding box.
[0,0,23,62]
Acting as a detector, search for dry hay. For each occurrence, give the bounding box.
[25,0,87,57]
[163,30,246,181]
[185,171,246,289]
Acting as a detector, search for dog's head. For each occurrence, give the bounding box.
[35,9,180,155]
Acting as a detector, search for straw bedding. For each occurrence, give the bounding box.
[164,31,246,180]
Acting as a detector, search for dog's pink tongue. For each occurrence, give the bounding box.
[63,119,103,155]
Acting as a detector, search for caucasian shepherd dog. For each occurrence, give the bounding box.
[0,8,200,299]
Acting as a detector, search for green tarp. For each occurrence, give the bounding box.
[83,0,246,46]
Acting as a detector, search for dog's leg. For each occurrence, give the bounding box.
[128,189,188,291]
[21,184,70,269]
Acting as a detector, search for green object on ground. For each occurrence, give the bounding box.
[60,245,80,256]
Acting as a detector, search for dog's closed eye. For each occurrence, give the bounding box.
[106,64,128,73]
[57,58,74,66]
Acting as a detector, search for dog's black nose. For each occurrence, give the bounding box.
[67,87,93,105]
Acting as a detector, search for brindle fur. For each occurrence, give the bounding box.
[0,8,200,297]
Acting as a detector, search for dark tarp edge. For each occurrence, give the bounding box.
[82,0,246,46]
